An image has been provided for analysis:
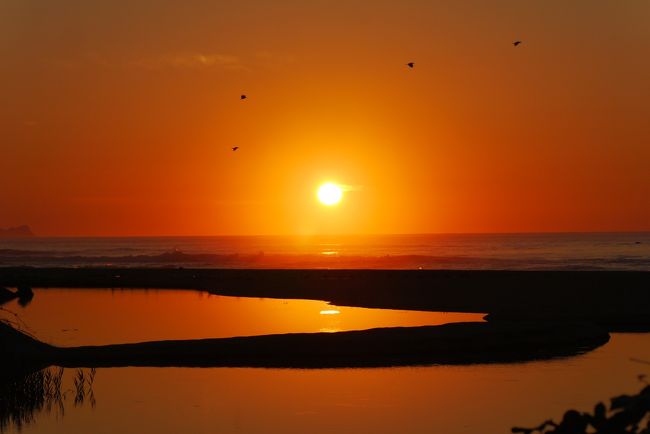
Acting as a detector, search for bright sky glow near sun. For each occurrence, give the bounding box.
[1,0,649,236]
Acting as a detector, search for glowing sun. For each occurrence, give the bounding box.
[317,183,343,206]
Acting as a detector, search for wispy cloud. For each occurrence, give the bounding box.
[50,51,295,73]
[134,53,249,71]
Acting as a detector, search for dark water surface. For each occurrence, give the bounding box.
[2,232,649,269]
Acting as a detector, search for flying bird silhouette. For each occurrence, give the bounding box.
[231,146,239,151]
[406,62,415,68]
[240,94,247,100]
[513,41,522,47]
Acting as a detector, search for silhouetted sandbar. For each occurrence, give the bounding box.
[1,267,649,330]
[0,321,609,369]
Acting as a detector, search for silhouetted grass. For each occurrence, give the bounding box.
[0,367,97,432]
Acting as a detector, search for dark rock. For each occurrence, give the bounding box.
[16,286,34,307]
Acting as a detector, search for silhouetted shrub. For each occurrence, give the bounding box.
[513,384,650,434]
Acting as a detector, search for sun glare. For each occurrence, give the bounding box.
[317,183,343,206]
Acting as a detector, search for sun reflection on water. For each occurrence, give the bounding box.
[319,308,342,332]
[319,309,341,315]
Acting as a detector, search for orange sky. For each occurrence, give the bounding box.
[1,1,649,236]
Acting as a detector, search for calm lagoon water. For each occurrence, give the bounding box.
[2,289,650,434]
[2,337,650,434]
[1,289,483,346]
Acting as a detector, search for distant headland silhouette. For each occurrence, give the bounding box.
[0,225,34,238]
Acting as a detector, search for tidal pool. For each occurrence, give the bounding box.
[0,288,484,346]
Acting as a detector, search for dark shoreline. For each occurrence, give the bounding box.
[0,320,610,369]
[3,267,647,369]
[2,267,650,330]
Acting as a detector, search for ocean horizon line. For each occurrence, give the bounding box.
[7,230,650,239]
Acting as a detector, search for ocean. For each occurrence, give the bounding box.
[1,232,649,270]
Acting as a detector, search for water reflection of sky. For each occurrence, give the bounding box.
[3,291,650,434]
[0,289,484,346]
[3,334,650,434]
